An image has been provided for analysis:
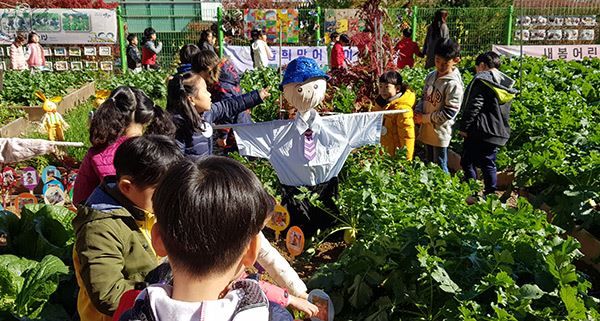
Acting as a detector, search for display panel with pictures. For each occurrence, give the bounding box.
[98,46,111,56]
[54,61,68,71]
[85,61,98,70]
[43,47,53,56]
[0,47,4,56]
[54,47,67,56]
[68,47,81,56]
[515,15,598,43]
[70,61,83,70]
[99,61,113,71]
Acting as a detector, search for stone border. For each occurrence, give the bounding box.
[0,117,29,138]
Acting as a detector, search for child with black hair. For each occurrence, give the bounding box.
[118,157,317,321]
[141,27,162,70]
[330,33,350,70]
[168,50,270,158]
[73,135,184,321]
[394,28,423,69]
[459,51,517,198]
[414,38,464,172]
[176,44,200,74]
[73,86,175,205]
[198,29,216,53]
[373,71,416,159]
[251,29,273,69]
[126,34,141,72]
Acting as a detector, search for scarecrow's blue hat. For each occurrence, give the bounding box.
[280,57,330,90]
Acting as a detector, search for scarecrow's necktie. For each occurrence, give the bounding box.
[304,129,316,161]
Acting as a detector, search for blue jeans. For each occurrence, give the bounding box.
[425,145,448,173]
[461,138,498,194]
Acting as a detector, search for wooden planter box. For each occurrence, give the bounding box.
[448,149,515,187]
[0,117,30,138]
[13,81,96,121]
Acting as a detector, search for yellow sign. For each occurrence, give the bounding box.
[266,204,290,240]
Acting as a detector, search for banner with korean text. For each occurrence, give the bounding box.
[223,45,359,72]
[493,45,600,60]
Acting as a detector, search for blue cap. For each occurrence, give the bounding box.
[280,57,330,90]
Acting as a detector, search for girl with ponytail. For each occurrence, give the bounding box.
[167,55,269,158]
[73,86,175,205]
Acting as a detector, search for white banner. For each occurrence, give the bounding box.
[493,45,600,61]
[0,9,117,45]
[223,45,360,72]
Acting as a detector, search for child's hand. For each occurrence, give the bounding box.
[458,131,467,138]
[288,295,319,317]
[259,88,271,100]
[414,113,423,124]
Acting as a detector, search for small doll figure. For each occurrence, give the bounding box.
[36,91,69,141]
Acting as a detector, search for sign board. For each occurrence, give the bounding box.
[493,44,600,60]
[0,9,117,45]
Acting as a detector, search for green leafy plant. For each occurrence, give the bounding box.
[240,67,283,122]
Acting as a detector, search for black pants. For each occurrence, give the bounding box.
[461,138,499,195]
[142,64,160,70]
[281,177,339,238]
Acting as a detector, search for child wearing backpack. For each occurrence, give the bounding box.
[118,157,317,321]
[73,135,184,321]
[372,71,416,160]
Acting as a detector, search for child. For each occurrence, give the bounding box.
[330,34,350,70]
[176,44,200,74]
[9,34,28,70]
[141,27,162,70]
[328,32,340,70]
[414,38,463,172]
[251,29,273,69]
[459,51,517,197]
[198,29,216,53]
[26,32,45,70]
[73,86,175,205]
[118,157,315,320]
[73,135,184,321]
[372,71,416,159]
[394,28,423,69]
[168,51,269,158]
[125,34,141,72]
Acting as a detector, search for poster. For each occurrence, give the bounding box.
[244,9,299,43]
[0,9,117,45]
[323,9,364,43]
[223,45,359,72]
[493,44,600,61]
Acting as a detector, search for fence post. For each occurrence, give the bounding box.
[217,6,224,58]
[412,6,418,42]
[117,6,127,72]
[315,6,321,45]
[506,5,514,45]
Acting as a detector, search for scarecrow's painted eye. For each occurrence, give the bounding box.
[297,88,303,93]
[313,84,318,89]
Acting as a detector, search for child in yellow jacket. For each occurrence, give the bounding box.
[373,71,416,160]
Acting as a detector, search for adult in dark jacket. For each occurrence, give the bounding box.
[166,72,269,158]
[459,51,518,196]
[423,9,449,69]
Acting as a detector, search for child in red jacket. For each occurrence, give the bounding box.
[394,28,423,69]
[330,33,350,70]
[141,27,162,70]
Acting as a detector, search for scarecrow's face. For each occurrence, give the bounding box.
[43,101,58,112]
[283,78,326,114]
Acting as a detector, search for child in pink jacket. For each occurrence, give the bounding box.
[73,86,175,205]
[26,32,45,69]
[10,34,28,70]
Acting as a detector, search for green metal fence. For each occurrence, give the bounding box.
[117,4,600,71]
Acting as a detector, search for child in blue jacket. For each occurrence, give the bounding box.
[166,72,269,158]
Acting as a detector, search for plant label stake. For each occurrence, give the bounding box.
[308,289,335,321]
[285,226,304,260]
[44,185,66,206]
[1,167,17,209]
[21,167,39,194]
[41,165,62,184]
[266,203,290,240]
[14,192,37,215]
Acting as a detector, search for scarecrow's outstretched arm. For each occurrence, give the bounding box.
[0,138,83,164]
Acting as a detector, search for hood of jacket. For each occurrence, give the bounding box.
[474,69,518,104]
[128,280,270,321]
[73,176,147,232]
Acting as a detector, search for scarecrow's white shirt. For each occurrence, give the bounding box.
[233,109,383,186]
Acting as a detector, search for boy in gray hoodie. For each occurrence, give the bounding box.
[415,38,464,172]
